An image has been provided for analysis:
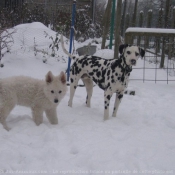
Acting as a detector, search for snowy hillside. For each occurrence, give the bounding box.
[0,22,175,175]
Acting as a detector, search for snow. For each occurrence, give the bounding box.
[0,22,175,175]
[126,27,175,34]
[93,49,114,59]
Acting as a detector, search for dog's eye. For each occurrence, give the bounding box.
[51,90,54,93]
[59,91,62,94]
[135,52,139,56]
[127,51,131,54]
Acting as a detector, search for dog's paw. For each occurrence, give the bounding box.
[1,122,11,131]
[124,90,135,95]
[112,113,116,117]
[68,102,72,107]
[3,125,11,131]
[86,103,91,108]
[103,115,109,121]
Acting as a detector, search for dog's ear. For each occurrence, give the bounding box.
[119,44,128,54]
[59,71,66,84]
[46,71,54,84]
[139,48,145,58]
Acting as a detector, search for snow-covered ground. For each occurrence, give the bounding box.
[0,22,175,175]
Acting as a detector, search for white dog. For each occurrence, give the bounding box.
[0,71,67,130]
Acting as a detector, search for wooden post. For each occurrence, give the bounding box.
[114,0,122,58]
[67,0,76,81]
[131,0,138,27]
[101,0,112,49]
[91,0,96,23]
[125,33,132,45]
[172,7,175,29]
[161,0,170,68]
[109,0,116,49]
[147,9,152,28]
[164,0,170,28]
[124,13,131,43]
[121,0,127,37]
[160,39,166,68]
[145,9,152,48]
[169,7,175,60]
[137,11,143,46]
[156,8,164,53]
[125,13,130,32]
[0,37,2,64]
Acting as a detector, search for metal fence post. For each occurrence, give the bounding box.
[67,0,76,81]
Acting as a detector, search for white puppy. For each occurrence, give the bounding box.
[0,71,67,130]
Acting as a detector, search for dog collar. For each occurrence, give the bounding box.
[111,56,132,74]
[125,65,132,73]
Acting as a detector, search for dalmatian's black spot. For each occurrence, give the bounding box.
[107,70,111,76]
[112,69,115,73]
[96,71,101,77]
[121,76,124,82]
[82,60,89,68]
[78,59,83,64]
[75,67,79,74]
[112,79,115,83]
[106,95,111,100]
[89,72,94,76]
[70,78,74,83]
[118,94,123,99]
[107,63,110,67]
[93,69,98,72]
[102,70,106,76]
[104,60,108,65]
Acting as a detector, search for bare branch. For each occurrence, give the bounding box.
[0,27,16,65]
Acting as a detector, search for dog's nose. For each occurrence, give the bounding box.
[131,59,136,65]
[54,99,59,103]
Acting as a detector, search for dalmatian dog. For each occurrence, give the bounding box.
[61,35,145,120]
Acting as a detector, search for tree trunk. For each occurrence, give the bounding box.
[0,41,2,63]
[164,0,171,28]
[121,0,127,37]
[160,0,170,68]
[114,0,122,58]
[101,0,112,49]
[131,0,138,27]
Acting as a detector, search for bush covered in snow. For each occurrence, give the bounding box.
[0,2,102,41]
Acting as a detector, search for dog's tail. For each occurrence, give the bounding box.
[60,34,76,60]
